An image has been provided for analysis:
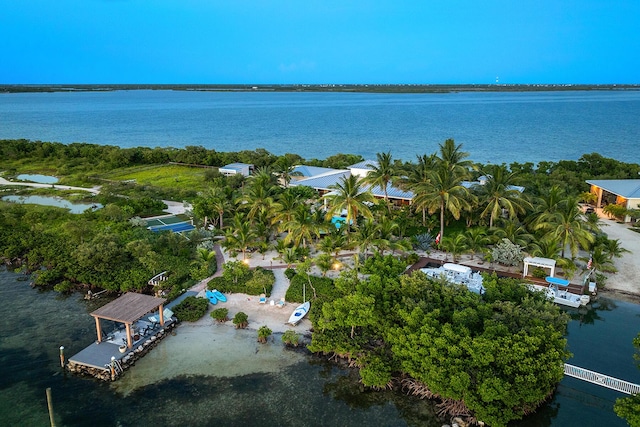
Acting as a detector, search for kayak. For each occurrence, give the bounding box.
[212,289,227,303]
[205,290,218,305]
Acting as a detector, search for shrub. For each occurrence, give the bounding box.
[284,267,297,280]
[282,330,300,347]
[286,274,337,303]
[233,311,249,329]
[531,267,547,279]
[172,296,209,322]
[208,267,275,295]
[210,307,229,322]
[257,325,272,343]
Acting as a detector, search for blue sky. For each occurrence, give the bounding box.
[2,0,639,84]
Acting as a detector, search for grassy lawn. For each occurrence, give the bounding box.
[102,164,211,192]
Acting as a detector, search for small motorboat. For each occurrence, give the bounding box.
[212,289,227,303]
[288,301,310,325]
[205,290,218,305]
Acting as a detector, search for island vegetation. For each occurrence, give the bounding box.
[1,138,640,426]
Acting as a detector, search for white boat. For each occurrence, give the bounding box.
[527,284,590,308]
[420,263,485,295]
[288,301,310,325]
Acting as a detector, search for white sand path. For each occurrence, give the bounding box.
[595,213,640,297]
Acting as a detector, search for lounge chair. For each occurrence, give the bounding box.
[276,298,285,308]
[259,294,267,304]
[149,308,175,324]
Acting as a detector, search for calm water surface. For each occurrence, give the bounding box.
[1,268,639,426]
[1,90,639,165]
[1,195,102,214]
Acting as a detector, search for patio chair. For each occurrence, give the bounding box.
[276,298,285,308]
[259,294,267,304]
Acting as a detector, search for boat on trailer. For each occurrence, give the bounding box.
[420,263,486,295]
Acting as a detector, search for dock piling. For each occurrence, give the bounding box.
[59,346,65,368]
[46,387,56,427]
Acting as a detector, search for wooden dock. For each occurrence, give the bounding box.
[67,291,196,381]
[407,257,586,295]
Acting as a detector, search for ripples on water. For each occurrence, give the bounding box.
[1,90,639,165]
[0,268,638,426]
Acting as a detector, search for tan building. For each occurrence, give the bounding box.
[586,179,640,223]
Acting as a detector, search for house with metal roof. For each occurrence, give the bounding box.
[219,163,254,177]
[290,162,414,204]
[586,179,640,222]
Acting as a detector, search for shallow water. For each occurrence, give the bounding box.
[1,195,102,214]
[16,174,59,184]
[1,268,639,426]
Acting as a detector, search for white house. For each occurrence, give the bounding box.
[219,163,253,177]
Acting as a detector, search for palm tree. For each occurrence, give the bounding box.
[437,138,473,172]
[223,214,257,260]
[398,153,438,225]
[416,165,471,241]
[364,152,399,214]
[271,191,299,233]
[463,227,490,259]
[529,235,561,260]
[440,234,468,263]
[283,204,319,249]
[324,175,375,234]
[534,197,595,258]
[477,165,531,228]
[492,218,534,249]
[239,182,275,222]
[601,238,630,260]
[353,218,378,258]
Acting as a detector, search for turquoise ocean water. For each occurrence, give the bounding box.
[1,90,640,425]
[1,90,639,165]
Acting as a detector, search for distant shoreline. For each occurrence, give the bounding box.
[2,83,640,94]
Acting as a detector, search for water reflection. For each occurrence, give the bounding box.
[2,195,102,214]
[16,174,59,184]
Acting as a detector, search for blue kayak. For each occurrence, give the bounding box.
[545,276,570,287]
[205,290,218,305]
[212,289,227,303]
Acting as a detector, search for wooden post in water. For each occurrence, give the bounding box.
[59,346,65,368]
[46,387,56,427]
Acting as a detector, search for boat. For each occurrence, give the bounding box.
[288,301,310,325]
[205,290,218,305]
[420,263,485,295]
[212,289,227,303]
[527,283,589,308]
[545,276,570,287]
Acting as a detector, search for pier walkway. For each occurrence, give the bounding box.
[565,363,640,395]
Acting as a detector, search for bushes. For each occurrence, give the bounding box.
[209,266,275,296]
[286,274,336,303]
[257,325,272,343]
[210,307,229,322]
[172,296,209,322]
[233,312,249,329]
[282,330,300,347]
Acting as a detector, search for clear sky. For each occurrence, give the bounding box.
[2,0,639,84]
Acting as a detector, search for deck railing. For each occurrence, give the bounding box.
[564,363,640,395]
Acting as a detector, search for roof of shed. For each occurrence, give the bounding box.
[90,292,166,324]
